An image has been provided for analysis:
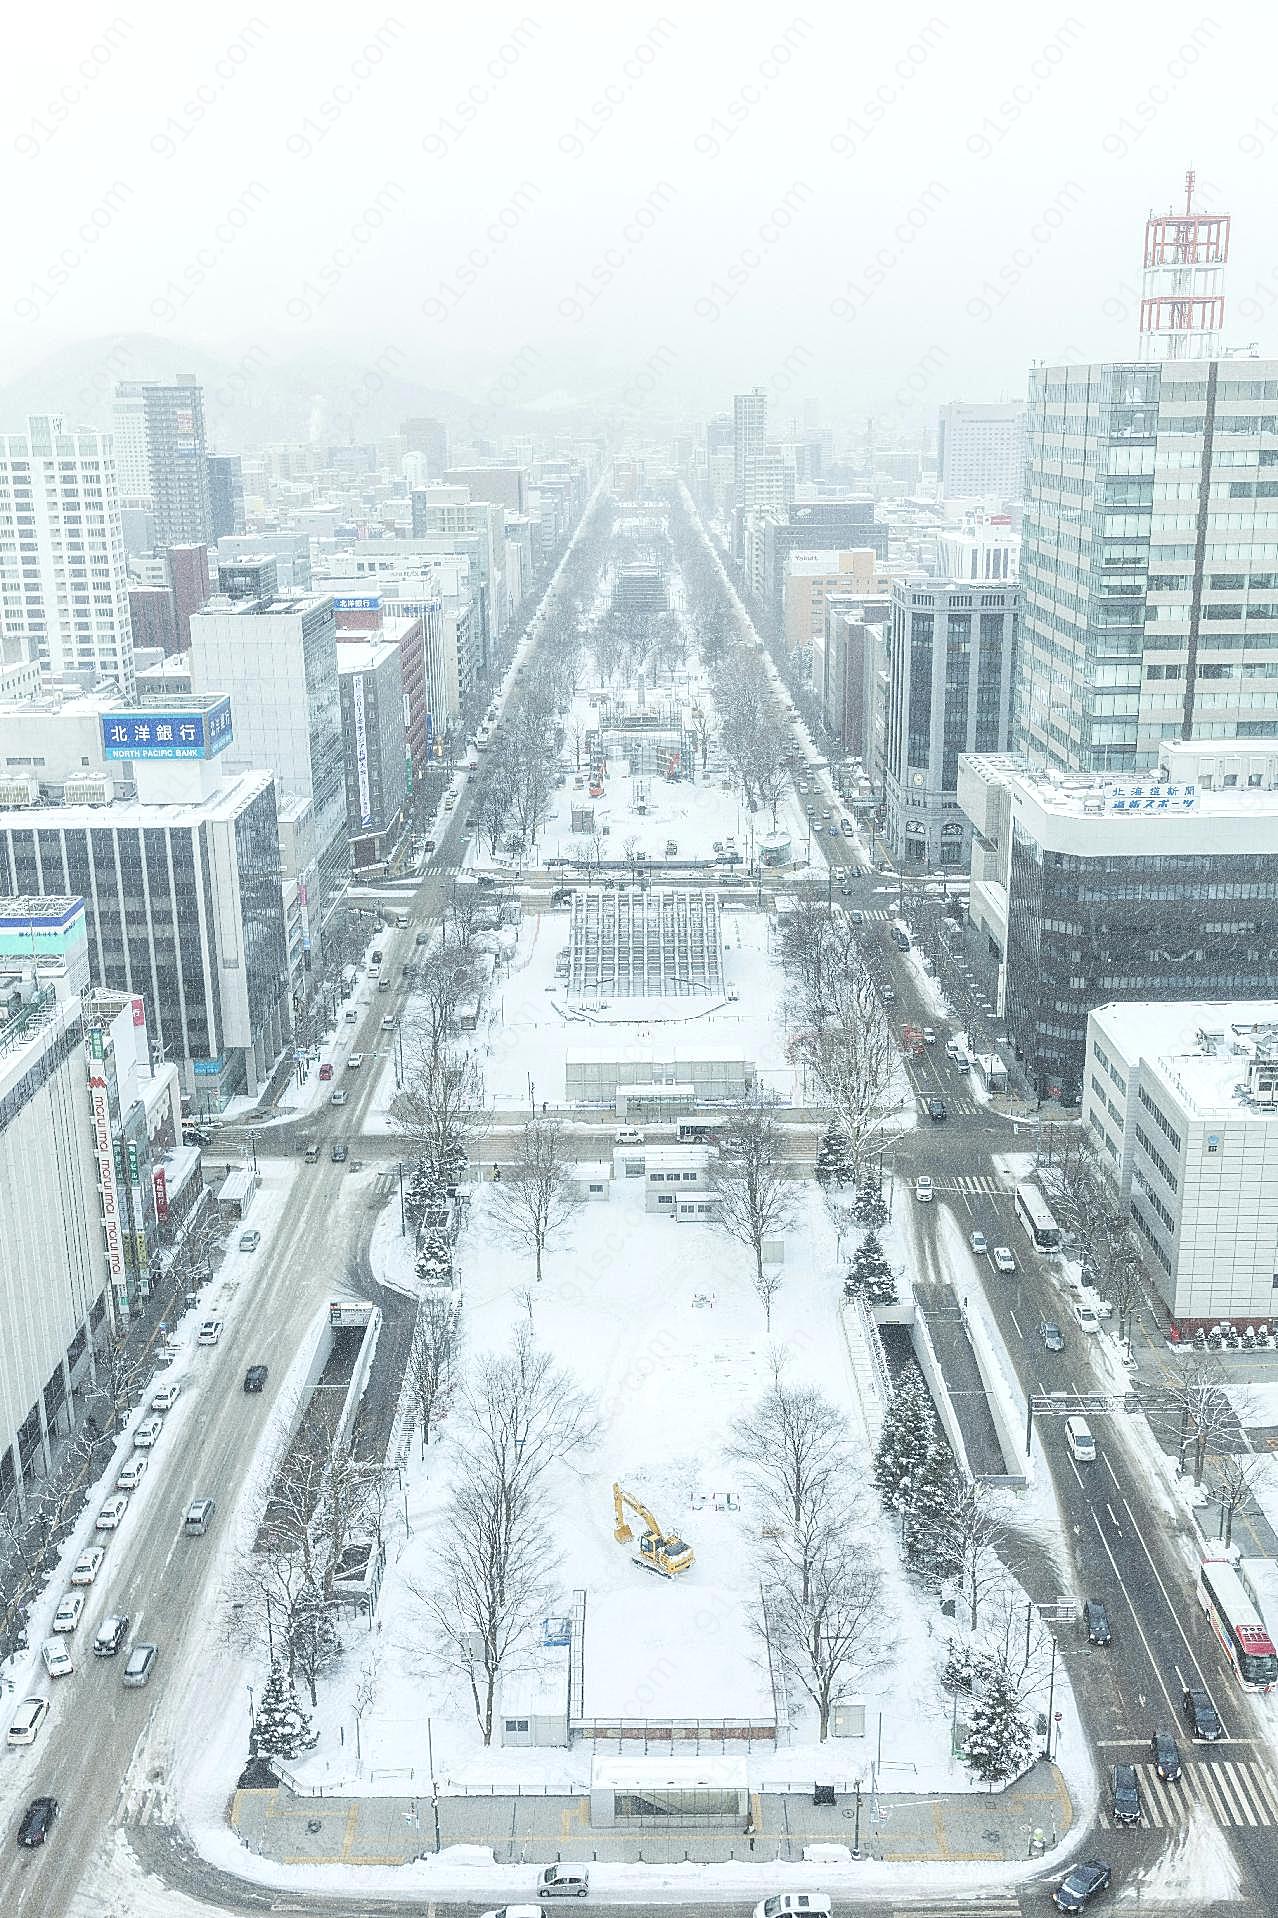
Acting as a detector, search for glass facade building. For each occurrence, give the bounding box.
[1018,359,1278,773]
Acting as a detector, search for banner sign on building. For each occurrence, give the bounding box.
[1103,781,1198,814]
[153,1166,169,1220]
[351,674,374,828]
[333,594,381,612]
[101,698,233,762]
[89,1076,125,1281]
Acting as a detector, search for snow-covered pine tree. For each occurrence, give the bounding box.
[846,1230,898,1306]
[962,1661,1034,1784]
[250,1664,318,1761]
[415,1222,454,1290]
[403,1159,435,1235]
[873,1372,939,1509]
[852,1182,888,1230]
[815,1122,853,1187]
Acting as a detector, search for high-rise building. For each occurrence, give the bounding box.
[733,388,768,506]
[111,385,151,504]
[114,377,212,547]
[937,402,1025,502]
[128,584,177,655]
[217,555,278,601]
[0,415,134,695]
[401,417,449,477]
[207,453,246,540]
[884,579,1017,868]
[336,640,407,869]
[166,543,210,650]
[1017,358,1278,774]
[188,594,349,930]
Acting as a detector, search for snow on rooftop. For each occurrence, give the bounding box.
[1094,1000,1278,1116]
[589,1752,749,1789]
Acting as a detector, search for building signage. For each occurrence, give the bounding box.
[333,594,381,612]
[153,1166,169,1220]
[193,1054,225,1077]
[89,1077,125,1281]
[101,698,233,762]
[131,995,145,1028]
[352,673,373,828]
[1103,781,1198,814]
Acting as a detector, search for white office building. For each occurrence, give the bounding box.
[938,402,1025,504]
[1083,1000,1278,1330]
[0,415,134,696]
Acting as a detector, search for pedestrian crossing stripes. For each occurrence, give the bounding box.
[1096,1758,1278,1830]
[890,1903,1022,1918]
[916,1095,980,1118]
[936,1173,1002,1196]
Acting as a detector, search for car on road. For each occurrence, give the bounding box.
[480,1908,546,1918]
[1183,1684,1223,1740]
[94,1493,129,1532]
[915,1175,934,1202]
[421,839,436,854]
[1112,1763,1142,1827]
[1074,1301,1101,1334]
[1082,1599,1111,1645]
[550,887,575,906]
[94,1613,129,1658]
[197,1318,223,1345]
[841,820,854,836]
[41,1637,74,1679]
[51,1591,84,1634]
[753,1897,833,1918]
[331,1141,349,1163]
[381,1014,397,1030]
[184,1497,216,1536]
[150,1382,181,1413]
[16,1797,58,1847]
[346,1052,364,1070]
[122,1641,158,1688]
[991,1246,1017,1275]
[243,1364,269,1393]
[1043,1321,1065,1353]
[614,1127,645,1146]
[923,1027,936,1044]
[798,781,810,794]
[969,1230,989,1255]
[926,1097,948,1122]
[70,1545,105,1586]
[1152,1731,1182,1781]
[416,927,431,944]
[116,1455,148,1492]
[330,1088,349,1106]
[849,909,864,925]
[1052,1860,1111,1911]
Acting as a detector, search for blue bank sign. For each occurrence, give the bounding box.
[101,699,233,762]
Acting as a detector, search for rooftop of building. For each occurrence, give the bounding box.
[966,751,1278,820]
[0,896,83,928]
[1091,999,1278,1121]
[335,639,398,673]
[193,593,334,619]
[0,768,273,829]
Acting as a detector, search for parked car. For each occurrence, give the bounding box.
[243,1365,268,1394]
[1043,1321,1065,1353]
[318,1061,334,1081]
[969,1230,988,1255]
[1053,1861,1112,1912]
[1151,1731,1182,1781]
[51,1591,84,1634]
[40,1638,74,1679]
[1074,1301,1101,1335]
[70,1546,105,1586]
[992,1246,1017,1274]
[550,887,575,906]
[16,1797,58,1847]
[915,1175,934,1202]
[1183,1684,1223,1740]
[6,1697,49,1748]
[93,1613,129,1658]
[150,1382,181,1413]
[840,820,854,836]
[132,1415,163,1449]
[753,1897,833,1918]
[116,1455,148,1492]
[1112,1763,1142,1827]
[197,1319,223,1346]
[94,1493,129,1532]
[1083,1599,1111,1646]
[237,1228,261,1253]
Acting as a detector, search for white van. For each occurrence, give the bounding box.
[1065,1416,1096,1462]
[6,1697,49,1746]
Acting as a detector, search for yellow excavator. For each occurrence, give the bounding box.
[612,1482,694,1578]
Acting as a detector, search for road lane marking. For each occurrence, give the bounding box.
[1087,1506,1179,1717]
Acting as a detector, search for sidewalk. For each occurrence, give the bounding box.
[230,1761,1072,1869]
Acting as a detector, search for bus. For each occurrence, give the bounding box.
[1014,1181,1061,1253]
[1198,1558,1278,1692]
[677,1115,722,1147]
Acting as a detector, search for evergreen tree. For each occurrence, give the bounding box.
[404,1159,434,1235]
[852,1183,888,1230]
[250,1663,318,1761]
[873,1373,939,1509]
[845,1230,898,1307]
[963,1661,1034,1785]
[415,1222,454,1290]
[815,1123,853,1188]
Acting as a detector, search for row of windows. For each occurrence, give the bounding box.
[1137,1084,1184,1153]
[1134,1122,1179,1194]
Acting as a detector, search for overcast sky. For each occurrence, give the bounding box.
[4,1,1274,429]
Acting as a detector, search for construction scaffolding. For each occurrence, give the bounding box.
[567,887,724,1000]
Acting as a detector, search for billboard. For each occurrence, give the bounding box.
[333,593,381,612]
[1103,781,1198,815]
[101,699,233,762]
[351,674,374,828]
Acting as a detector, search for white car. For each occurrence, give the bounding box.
[132,1415,163,1449]
[94,1493,129,1532]
[238,1228,261,1252]
[51,1590,85,1634]
[992,1246,1017,1275]
[915,1175,934,1203]
[197,1319,223,1346]
[970,1230,989,1256]
[381,1014,397,1031]
[116,1455,149,1492]
[1075,1301,1101,1335]
[70,1546,105,1586]
[347,1052,364,1070]
[330,1088,349,1106]
[150,1382,181,1413]
[41,1638,74,1680]
[754,1897,833,1918]
[480,1908,546,1918]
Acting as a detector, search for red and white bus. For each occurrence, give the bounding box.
[1197,1558,1278,1692]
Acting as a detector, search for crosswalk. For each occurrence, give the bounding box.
[1096,1757,1278,1829]
[891,1903,1022,1918]
[917,1094,981,1118]
[935,1173,1003,1197]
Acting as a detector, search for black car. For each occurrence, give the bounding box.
[1053,1860,1111,1912]
[927,1097,948,1122]
[1183,1684,1223,1740]
[243,1365,268,1394]
[1112,1763,1142,1827]
[1151,1731,1182,1781]
[1083,1599,1111,1646]
[17,1797,58,1847]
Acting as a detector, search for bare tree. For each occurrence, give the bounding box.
[352,1655,378,1766]
[789,967,903,1186]
[405,944,483,1061]
[1209,1451,1266,1549]
[487,1118,585,1282]
[391,1036,485,1188]
[709,1100,799,1328]
[420,1330,598,1742]
[406,1294,462,1452]
[731,1365,851,1604]
[761,1526,883,1741]
[473,761,517,858]
[1160,1363,1242,1485]
[927,1478,1009,1633]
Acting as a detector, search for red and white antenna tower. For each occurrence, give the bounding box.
[1137,169,1230,361]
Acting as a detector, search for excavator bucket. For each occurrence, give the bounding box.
[614,1519,634,1543]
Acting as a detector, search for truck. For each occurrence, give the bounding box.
[974,1054,1008,1093]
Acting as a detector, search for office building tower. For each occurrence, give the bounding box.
[207,453,246,539]
[217,555,278,602]
[216,533,311,592]
[165,543,210,651]
[336,641,407,869]
[938,402,1025,502]
[733,388,768,507]
[128,584,177,656]
[111,385,151,504]
[1018,358,1278,774]
[959,737,1278,1103]
[188,594,348,929]
[0,415,134,695]
[114,377,212,547]
[884,579,1017,868]
[401,417,449,477]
